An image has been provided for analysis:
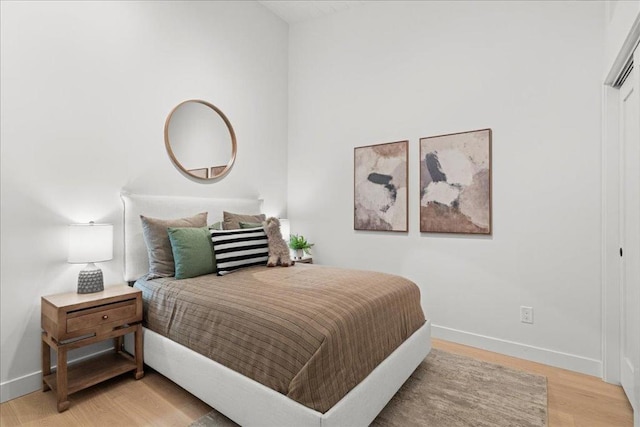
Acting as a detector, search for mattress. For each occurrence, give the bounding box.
[134,264,425,413]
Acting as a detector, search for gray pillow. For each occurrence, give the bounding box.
[140,212,207,279]
[239,221,263,229]
[222,211,266,230]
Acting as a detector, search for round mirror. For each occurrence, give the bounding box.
[164,99,237,180]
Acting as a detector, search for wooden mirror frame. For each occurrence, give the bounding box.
[164,99,237,180]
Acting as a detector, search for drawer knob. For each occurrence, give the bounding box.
[102,315,108,320]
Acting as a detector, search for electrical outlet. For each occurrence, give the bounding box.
[520,306,533,324]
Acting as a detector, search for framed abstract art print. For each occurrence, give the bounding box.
[354,140,408,232]
[419,129,492,234]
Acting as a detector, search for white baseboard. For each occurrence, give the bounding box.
[432,324,602,377]
[0,347,114,403]
[3,327,603,403]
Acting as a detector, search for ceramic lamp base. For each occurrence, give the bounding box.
[77,268,104,294]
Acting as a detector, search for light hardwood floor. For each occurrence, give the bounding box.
[0,339,633,426]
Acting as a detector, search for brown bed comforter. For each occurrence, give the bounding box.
[134,264,425,413]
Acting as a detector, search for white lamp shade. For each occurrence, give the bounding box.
[279,219,290,242]
[68,223,113,263]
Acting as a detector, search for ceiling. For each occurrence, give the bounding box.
[258,1,367,24]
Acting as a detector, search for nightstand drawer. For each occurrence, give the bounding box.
[66,299,138,333]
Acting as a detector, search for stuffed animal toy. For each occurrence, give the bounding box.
[263,217,293,267]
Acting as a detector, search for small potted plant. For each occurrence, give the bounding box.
[289,234,314,260]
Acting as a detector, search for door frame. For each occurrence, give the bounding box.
[602,16,640,385]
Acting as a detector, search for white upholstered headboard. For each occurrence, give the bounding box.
[121,192,263,282]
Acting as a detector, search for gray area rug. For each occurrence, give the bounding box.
[190,348,547,427]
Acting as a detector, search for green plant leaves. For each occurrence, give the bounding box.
[289,234,314,254]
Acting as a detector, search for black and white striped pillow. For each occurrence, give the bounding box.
[210,227,269,275]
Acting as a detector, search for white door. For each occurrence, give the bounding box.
[619,48,640,426]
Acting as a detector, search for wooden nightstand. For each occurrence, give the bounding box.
[295,256,313,264]
[41,285,143,412]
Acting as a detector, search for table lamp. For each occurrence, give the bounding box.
[68,222,113,293]
[279,218,290,243]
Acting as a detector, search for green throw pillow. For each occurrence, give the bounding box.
[167,227,216,279]
[239,221,263,229]
[209,221,223,230]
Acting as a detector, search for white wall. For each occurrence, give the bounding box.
[288,1,605,374]
[0,1,288,402]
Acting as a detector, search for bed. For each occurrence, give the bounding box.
[121,193,431,426]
